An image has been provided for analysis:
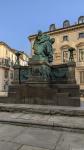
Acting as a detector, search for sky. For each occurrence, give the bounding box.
[0,0,84,56]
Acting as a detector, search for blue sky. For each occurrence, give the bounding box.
[0,0,84,55]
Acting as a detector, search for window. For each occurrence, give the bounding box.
[49,24,56,31]
[63,20,70,28]
[79,49,84,61]
[79,33,84,38]
[4,70,8,78]
[62,50,69,63]
[80,71,84,83]
[6,49,8,56]
[10,72,13,79]
[78,16,84,24]
[63,36,68,41]
[5,59,9,66]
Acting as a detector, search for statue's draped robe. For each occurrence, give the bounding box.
[33,34,53,63]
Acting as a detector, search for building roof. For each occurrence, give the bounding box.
[28,23,84,41]
[0,41,29,58]
[0,41,17,54]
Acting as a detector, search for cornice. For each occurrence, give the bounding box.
[28,23,84,41]
[0,41,29,58]
[76,42,84,47]
[60,44,70,49]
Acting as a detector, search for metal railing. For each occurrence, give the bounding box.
[0,58,13,67]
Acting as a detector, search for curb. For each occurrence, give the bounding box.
[0,105,84,116]
[0,118,84,133]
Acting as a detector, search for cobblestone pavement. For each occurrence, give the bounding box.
[0,123,83,150]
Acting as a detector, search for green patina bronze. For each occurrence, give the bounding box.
[18,31,75,82]
[28,31,55,80]
[20,69,30,81]
[31,30,55,63]
[15,51,22,66]
[51,67,68,79]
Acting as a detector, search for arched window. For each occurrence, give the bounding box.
[49,24,56,31]
[63,20,70,28]
[78,16,84,24]
[76,42,84,62]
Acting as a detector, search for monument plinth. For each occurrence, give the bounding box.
[27,61,51,83]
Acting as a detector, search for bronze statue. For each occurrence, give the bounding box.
[32,30,55,63]
[68,47,75,62]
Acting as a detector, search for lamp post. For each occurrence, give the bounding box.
[15,51,22,66]
[15,51,22,84]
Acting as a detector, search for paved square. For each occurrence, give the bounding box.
[20,145,49,150]
[0,124,25,141]
[56,132,84,150]
[0,141,20,150]
[13,127,61,149]
[0,123,83,150]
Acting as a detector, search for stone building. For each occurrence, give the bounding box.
[28,16,84,91]
[0,41,29,96]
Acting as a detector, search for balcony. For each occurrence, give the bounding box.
[0,58,10,68]
[76,61,84,67]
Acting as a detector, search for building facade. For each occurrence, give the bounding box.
[0,42,29,96]
[28,16,84,91]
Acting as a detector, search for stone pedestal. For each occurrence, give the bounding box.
[28,61,51,82]
[6,83,79,106]
[4,62,80,107]
[13,66,20,84]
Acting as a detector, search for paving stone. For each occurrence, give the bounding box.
[49,116,84,128]
[0,112,12,119]
[10,113,23,119]
[31,114,50,121]
[0,124,25,141]
[19,114,50,122]
[49,116,66,124]
[20,145,49,150]
[55,132,84,150]
[0,141,20,150]
[0,112,84,131]
[14,127,61,149]
[18,114,34,120]
[0,123,83,150]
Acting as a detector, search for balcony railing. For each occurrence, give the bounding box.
[0,58,10,67]
[76,61,84,67]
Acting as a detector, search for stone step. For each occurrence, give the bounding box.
[0,103,83,132]
[0,95,80,106]
[0,103,83,116]
[0,111,84,133]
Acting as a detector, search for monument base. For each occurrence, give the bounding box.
[0,81,78,107]
[0,62,80,107]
